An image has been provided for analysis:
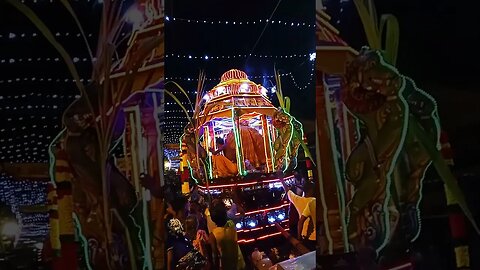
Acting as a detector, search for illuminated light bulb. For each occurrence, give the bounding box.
[165,16,170,21]
[203,94,210,101]
[248,221,256,228]
[240,83,249,92]
[260,86,268,96]
[271,86,277,93]
[216,86,226,95]
[268,216,276,223]
[236,223,242,229]
[125,6,144,29]
[277,213,285,220]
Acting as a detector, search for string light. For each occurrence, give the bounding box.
[0,173,48,247]
[289,63,315,91]
[165,72,291,82]
[0,78,91,84]
[0,31,134,40]
[0,57,91,64]
[166,53,313,60]
[165,16,315,28]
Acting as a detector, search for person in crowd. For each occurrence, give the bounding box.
[278,173,316,251]
[185,215,210,262]
[298,197,316,251]
[208,199,246,270]
[189,200,208,232]
[166,218,193,270]
[226,188,246,222]
[166,195,188,224]
[287,173,304,239]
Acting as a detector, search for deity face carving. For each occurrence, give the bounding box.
[344,48,403,113]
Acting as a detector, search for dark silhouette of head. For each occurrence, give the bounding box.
[210,199,228,227]
[169,196,188,218]
[184,215,199,240]
[216,137,225,146]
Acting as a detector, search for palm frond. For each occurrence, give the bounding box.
[284,97,291,113]
[274,69,285,108]
[411,119,480,235]
[379,14,400,66]
[298,136,316,167]
[165,81,195,114]
[164,90,193,124]
[352,0,381,49]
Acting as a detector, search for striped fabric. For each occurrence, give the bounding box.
[46,146,76,258]
[46,182,60,254]
[440,131,470,269]
[54,147,75,239]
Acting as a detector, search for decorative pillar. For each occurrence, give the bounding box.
[232,109,245,175]
[261,115,274,173]
[316,70,348,254]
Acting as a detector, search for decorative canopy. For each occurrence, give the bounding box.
[197,69,276,125]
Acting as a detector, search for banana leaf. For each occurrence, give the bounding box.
[284,96,291,113]
[379,14,400,66]
[353,0,380,49]
[296,132,317,167]
[411,118,480,235]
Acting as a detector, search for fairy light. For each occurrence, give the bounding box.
[165,16,315,28]
[0,173,49,246]
[0,77,91,84]
[165,72,290,82]
[165,52,314,60]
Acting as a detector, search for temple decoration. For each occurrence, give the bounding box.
[315,6,480,264]
[180,69,305,243]
[343,48,479,260]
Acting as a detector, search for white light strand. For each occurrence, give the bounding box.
[0,93,79,100]
[0,78,92,84]
[165,72,290,82]
[165,16,315,28]
[0,32,98,39]
[0,57,91,64]
[289,64,315,90]
[165,53,313,60]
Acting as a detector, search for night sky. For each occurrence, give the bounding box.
[0,0,101,163]
[164,0,316,143]
[0,0,479,169]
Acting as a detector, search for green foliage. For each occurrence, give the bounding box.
[353,0,399,66]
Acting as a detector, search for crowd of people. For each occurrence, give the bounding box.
[159,169,318,270]
[164,192,246,270]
